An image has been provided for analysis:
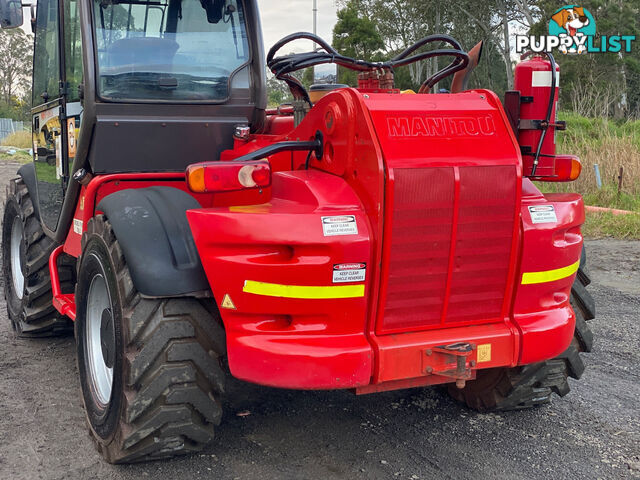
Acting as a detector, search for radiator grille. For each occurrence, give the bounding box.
[379,166,517,333]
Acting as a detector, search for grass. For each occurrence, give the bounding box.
[1,130,32,163]
[583,211,640,239]
[1,131,31,149]
[34,161,59,184]
[544,112,640,197]
[0,150,31,164]
[538,112,640,239]
[582,186,640,212]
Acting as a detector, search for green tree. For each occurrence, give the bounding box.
[534,0,640,118]
[267,72,293,107]
[0,28,32,106]
[332,2,384,85]
[334,0,510,92]
[333,3,383,59]
[266,66,315,107]
[331,0,639,118]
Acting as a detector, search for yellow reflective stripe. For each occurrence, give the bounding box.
[521,260,580,285]
[243,280,365,299]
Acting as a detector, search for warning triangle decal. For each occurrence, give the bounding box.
[221,294,236,310]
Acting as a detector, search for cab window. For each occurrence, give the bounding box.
[93,0,250,101]
[64,0,83,102]
[32,0,60,105]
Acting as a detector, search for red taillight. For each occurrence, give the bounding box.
[555,155,582,181]
[186,161,271,193]
[532,155,581,182]
[249,164,271,186]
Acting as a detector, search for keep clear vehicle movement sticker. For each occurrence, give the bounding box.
[528,205,558,224]
[333,263,367,283]
[321,215,358,236]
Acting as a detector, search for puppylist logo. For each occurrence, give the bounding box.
[516,5,635,54]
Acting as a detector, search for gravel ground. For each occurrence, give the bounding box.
[0,161,638,480]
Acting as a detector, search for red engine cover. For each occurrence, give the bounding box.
[363,91,523,335]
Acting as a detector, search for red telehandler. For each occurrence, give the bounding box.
[1,0,594,463]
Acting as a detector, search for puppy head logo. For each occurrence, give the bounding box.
[549,5,596,54]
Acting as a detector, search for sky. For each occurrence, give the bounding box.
[257,0,338,53]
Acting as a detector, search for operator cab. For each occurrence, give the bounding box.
[3,0,266,237]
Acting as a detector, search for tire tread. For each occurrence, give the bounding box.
[81,216,225,464]
[3,177,74,337]
[449,255,594,412]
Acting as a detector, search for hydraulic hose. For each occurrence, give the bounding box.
[267,32,470,103]
[521,51,557,177]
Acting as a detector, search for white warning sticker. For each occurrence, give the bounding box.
[528,205,558,224]
[73,219,83,234]
[333,263,366,283]
[531,70,560,88]
[321,215,358,237]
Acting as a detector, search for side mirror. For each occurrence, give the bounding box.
[0,0,23,29]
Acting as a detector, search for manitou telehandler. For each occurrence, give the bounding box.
[1,0,595,463]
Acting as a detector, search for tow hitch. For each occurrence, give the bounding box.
[424,342,476,389]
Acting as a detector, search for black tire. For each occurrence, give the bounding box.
[448,248,595,411]
[2,177,74,336]
[75,215,226,463]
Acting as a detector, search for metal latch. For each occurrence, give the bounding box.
[424,342,477,389]
[519,119,567,131]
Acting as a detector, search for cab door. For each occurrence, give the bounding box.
[31,0,83,233]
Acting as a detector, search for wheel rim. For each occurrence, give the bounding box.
[85,273,115,407]
[10,216,24,299]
